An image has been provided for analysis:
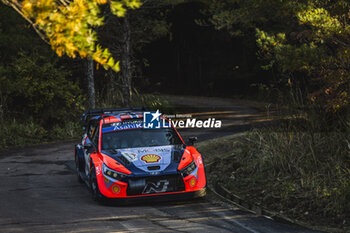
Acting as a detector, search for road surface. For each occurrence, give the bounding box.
[0,96,320,232]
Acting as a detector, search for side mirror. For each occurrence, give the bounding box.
[188,136,198,146]
[84,143,95,153]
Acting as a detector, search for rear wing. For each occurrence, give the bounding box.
[81,107,146,124]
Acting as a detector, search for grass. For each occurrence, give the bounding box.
[0,119,82,149]
[197,120,350,231]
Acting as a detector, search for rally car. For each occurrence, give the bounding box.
[74,108,206,203]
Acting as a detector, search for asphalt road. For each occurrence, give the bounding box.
[0,96,320,233]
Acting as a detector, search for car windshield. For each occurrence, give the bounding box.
[101,128,183,150]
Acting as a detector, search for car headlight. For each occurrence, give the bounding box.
[180,160,197,177]
[103,163,128,181]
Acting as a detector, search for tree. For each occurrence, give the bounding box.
[256,4,350,112]
[1,0,141,108]
[98,0,185,106]
[0,4,84,124]
[202,0,350,113]
[86,58,95,108]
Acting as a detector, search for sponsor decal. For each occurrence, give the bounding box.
[112,185,120,194]
[96,165,101,175]
[102,123,143,133]
[137,146,172,154]
[141,154,161,163]
[189,178,197,187]
[103,120,143,128]
[113,123,142,131]
[138,148,151,153]
[138,147,170,153]
[143,180,169,194]
[197,157,203,165]
[153,148,171,152]
[121,152,138,162]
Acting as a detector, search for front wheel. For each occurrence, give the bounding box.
[90,165,104,202]
[75,154,83,183]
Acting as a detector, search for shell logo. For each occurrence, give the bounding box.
[141,154,161,163]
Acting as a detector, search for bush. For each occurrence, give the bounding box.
[0,119,82,149]
[0,52,85,126]
[0,119,47,148]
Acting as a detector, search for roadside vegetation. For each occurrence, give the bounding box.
[199,110,350,230]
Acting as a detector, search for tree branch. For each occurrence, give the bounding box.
[1,0,50,45]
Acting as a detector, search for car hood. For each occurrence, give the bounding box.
[102,145,184,174]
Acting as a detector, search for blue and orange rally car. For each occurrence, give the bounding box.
[74,108,206,203]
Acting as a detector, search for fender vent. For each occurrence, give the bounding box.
[147,166,160,171]
[118,156,131,166]
[172,151,182,162]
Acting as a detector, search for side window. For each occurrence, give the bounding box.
[92,125,99,147]
[87,121,94,138]
[87,120,97,138]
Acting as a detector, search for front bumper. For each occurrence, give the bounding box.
[103,187,206,205]
[94,153,207,201]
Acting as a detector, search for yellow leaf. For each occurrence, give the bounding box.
[112,61,120,72]
[111,1,126,17]
[56,47,64,56]
[97,0,108,4]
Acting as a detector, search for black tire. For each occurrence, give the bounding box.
[75,154,84,183]
[90,165,104,202]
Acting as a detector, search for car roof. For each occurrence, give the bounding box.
[91,112,145,124]
[81,108,147,125]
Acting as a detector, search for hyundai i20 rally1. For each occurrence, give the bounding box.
[74,108,206,203]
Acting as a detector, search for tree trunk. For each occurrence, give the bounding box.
[87,58,96,109]
[121,14,132,107]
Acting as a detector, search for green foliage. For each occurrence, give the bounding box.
[0,119,82,149]
[51,121,82,139]
[0,52,85,126]
[255,4,350,112]
[0,119,47,148]
[203,0,350,113]
[203,0,302,37]
[0,4,86,148]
